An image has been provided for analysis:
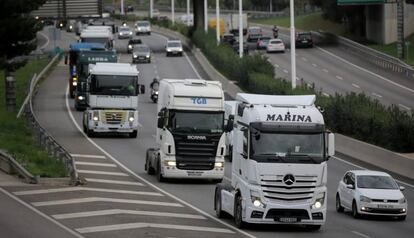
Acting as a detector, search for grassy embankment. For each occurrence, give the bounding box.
[0,58,67,177]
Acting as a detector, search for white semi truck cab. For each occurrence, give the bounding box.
[215,93,335,230]
[80,29,114,49]
[82,63,144,138]
[145,79,226,182]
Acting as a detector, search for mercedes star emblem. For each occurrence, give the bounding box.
[283,174,295,185]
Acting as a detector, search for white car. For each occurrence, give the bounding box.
[135,21,151,35]
[166,40,183,56]
[336,170,407,220]
[266,39,285,53]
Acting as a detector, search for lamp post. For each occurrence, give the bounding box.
[150,0,153,18]
[172,0,175,25]
[290,0,296,89]
[216,0,220,45]
[239,0,243,58]
[204,0,208,32]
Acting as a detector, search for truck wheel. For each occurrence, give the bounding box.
[87,128,94,138]
[336,194,344,213]
[234,194,246,228]
[129,130,137,138]
[156,161,165,182]
[215,186,226,218]
[145,149,155,175]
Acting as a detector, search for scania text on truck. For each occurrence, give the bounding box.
[82,63,145,138]
[214,93,335,230]
[145,79,226,182]
[74,49,118,110]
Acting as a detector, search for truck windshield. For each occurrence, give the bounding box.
[90,75,137,96]
[168,110,224,134]
[82,38,109,45]
[251,132,325,164]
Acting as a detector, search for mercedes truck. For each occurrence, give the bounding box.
[145,79,226,182]
[214,93,335,230]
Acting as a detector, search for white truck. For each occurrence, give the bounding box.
[214,93,335,230]
[80,29,114,49]
[145,79,226,182]
[229,13,248,36]
[82,63,145,138]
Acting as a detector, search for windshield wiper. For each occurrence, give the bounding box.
[254,153,287,163]
[286,153,319,164]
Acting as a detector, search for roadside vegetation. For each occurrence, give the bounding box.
[149,17,414,153]
[0,58,67,177]
[368,33,414,67]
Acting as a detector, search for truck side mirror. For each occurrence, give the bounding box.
[157,117,163,129]
[64,54,68,65]
[225,115,234,132]
[140,85,145,94]
[327,132,335,157]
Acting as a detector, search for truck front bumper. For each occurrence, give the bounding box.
[162,165,224,180]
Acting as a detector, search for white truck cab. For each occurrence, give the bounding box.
[215,93,335,230]
[146,79,226,182]
[80,29,114,49]
[82,63,144,138]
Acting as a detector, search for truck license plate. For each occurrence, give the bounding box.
[378,204,393,209]
[187,171,203,176]
[278,217,298,223]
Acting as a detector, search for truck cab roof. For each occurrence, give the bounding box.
[89,63,139,76]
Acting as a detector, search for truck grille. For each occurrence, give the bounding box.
[265,209,310,220]
[260,175,317,202]
[173,133,221,170]
[102,111,125,124]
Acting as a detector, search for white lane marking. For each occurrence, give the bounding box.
[352,230,372,238]
[372,92,383,98]
[76,222,234,234]
[38,31,50,50]
[77,170,129,176]
[14,187,161,196]
[312,63,318,67]
[65,86,256,238]
[52,209,206,220]
[274,64,279,68]
[398,104,411,111]
[322,69,329,73]
[184,52,202,79]
[352,83,360,89]
[336,75,344,80]
[85,178,144,186]
[138,122,143,127]
[0,188,85,238]
[32,197,183,207]
[152,134,157,138]
[317,46,414,94]
[70,154,106,159]
[301,57,307,62]
[333,156,414,188]
[75,162,116,167]
[283,69,289,74]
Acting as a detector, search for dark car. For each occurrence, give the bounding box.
[127,38,142,53]
[222,34,236,45]
[132,44,151,63]
[296,32,313,48]
[246,26,263,42]
[232,41,249,55]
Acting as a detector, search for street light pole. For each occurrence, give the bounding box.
[239,0,243,58]
[172,0,175,25]
[204,0,208,33]
[121,0,124,15]
[187,0,190,26]
[150,0,153,18]
[290,0,296,89]
[216,0,220,45]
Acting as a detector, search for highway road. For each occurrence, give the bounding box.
[2,27,412,238]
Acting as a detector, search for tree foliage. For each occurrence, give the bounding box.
[0,0,46,69]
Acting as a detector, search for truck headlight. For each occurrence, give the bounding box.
[92,111,99,121]
[360,195,371,203]
[214,162,223,168]
[167,49,172,52]
[77,96,84,100]
[128,117,134,122]
[93,116,99,121]
[312,192,325,209]
[250,190,264,208]
[146,55,150,58]
[72,81,78,86]
[69,25,73,29]
[164,160,176,166]
[133,55,138,58]
[129,32,132,35]
[128,45,132,49]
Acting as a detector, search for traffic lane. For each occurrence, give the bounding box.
[0,188,81,238]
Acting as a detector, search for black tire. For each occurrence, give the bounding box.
[145,149,155,175]
[215,186,226,218]
[306,225,321,231]
[352,201,360,219]
[234,194,246,228]
[397,215,406,221]
[86,128,94,138]
[156,160,165,182]
[336,194,344,213]
[129,130,137,138]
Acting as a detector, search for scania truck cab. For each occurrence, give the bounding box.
[145,79,226,182]
[215,93,335,230]
[74,49,118,110]
[82,63,144,138]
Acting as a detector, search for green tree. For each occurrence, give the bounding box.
[0,0,46,70]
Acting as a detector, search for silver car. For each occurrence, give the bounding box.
[135,21,151,35]
[118,26,133,39]
[166,40,183,57]
[132,44,151,63]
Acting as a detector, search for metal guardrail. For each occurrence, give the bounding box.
[21,53,80,185]
[0,150,38,184]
